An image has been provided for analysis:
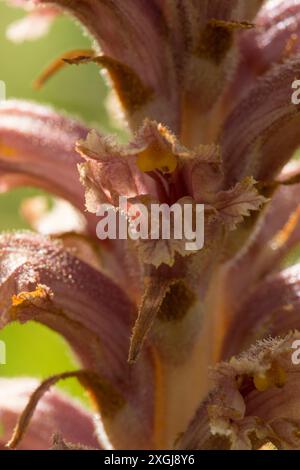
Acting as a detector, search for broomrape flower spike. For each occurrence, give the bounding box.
[2,0,300,450]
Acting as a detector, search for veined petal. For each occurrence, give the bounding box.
[77,123,261,274]
[209,176,267,231]
[221,56,300,186]
[76,120,186,211]
[177,332,300,450]
[182,144,224,203]
[0,100,90,217]
[38,1,262,137]
[0,378,100,449]
[0,232,133,379]
[168,0,261,145]
[77,120,265,239]
[131,195,206,268]
[77,129,147,210]
[0,232,159,449]
[222,264,300,359]
[219,183,300,323]
[224,0,300,113]
[40,0,179,131]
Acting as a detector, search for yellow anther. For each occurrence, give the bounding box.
[253,373,270,392]
[11,285,49,308]
[254,363,286,392]
[137,142,177,174]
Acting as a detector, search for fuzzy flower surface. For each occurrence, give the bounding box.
[1,0,300,450]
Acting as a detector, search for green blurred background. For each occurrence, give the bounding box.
[0,1,115,404]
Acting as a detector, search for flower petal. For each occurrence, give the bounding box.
[210,176,267,230]
[0,100,90,215]
[222,56,300,186]
[76,120,186,211]
[6,371,111,449]
[222,264,300,359]
[0,232,160,449]
[177,332,300,450]
[0,231,133,380]
[39,0,262,135]
[169,0,261,144]
[182,144,224,203]
[228,0,300,109]
[0,377,100,449]
[218,183,300,325]
[40,0,178,131]
[77,129,148,210]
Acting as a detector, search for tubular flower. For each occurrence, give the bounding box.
[1,0,300,450]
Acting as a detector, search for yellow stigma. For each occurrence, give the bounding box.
[253,363,286,392]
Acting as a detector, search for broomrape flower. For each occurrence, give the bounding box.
[2,0,300,450]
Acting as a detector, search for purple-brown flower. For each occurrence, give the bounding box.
[2,0,300,450]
